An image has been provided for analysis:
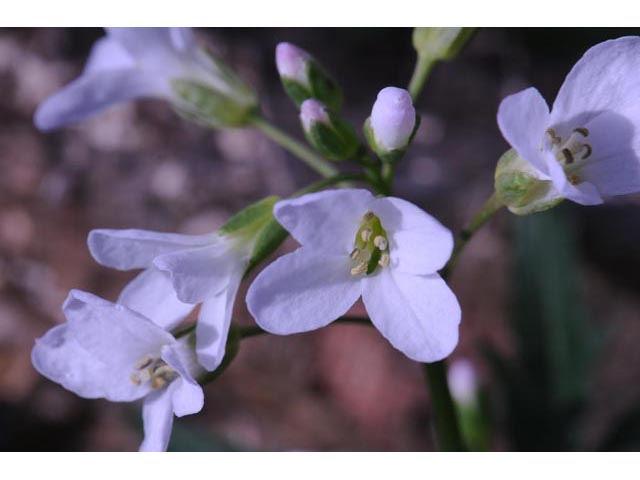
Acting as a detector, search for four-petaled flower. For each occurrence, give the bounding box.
[88,228,250,371]
[35,27,255,131]
[498,36,640,206]
[31,290,204,452]
[246,189,461,362]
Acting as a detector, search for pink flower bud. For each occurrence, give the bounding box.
[275,42,310,86]
[370,86,416,151]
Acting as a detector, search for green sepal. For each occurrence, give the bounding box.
[281,78,313,108]
[412,27,476,63]
[172,79,257,128]
[244,218,288,277]
[280,59,342,111]
[304,111,359,161]
[494,149,564,216]
[219,196,279,236]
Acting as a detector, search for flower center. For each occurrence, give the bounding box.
[544,127,592,185]
[130,354,178,389]
[349,211,390,276]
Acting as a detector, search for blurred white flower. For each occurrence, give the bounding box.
[32,290,204,452]
[498,36,640,206]
[246,189,461,363]
[35,28,256,130]
[447,358,479,406]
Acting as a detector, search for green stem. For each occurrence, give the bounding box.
[408,56,435,103]
[423,361,466,451]
[441,193,504,280]
[250,114,338,178]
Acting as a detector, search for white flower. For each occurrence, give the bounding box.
[370,87,416,152]
[497,36,640,206]
[246,189,461,362]
[34,27,255,131]
[31,289,204,452]
[88,228,250,371]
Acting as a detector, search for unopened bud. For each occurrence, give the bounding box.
[494,149,564,215]
[448,359,478,407]
[364,87,418,162]
[413,27,476,63]
[300,99,359,161]
[276,42,342,111]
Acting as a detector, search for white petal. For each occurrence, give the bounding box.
[195,271,242,371]
[370,86,416,151]
[31,323,111,399]
[362,270,461,362]
[62,290,174,401]
[274,189,375,254]
[34,69,164,131]
[161,344,204,417]
[551,37,640,127]
[153,241,243,304]
[370,196,453,274]
[118,268,194,331]
[497,87,551,175]
[139,388,174,452]
[544,153,603,205]
[88,229,216,271]
[246,248,361,335]
[83,36,136,74]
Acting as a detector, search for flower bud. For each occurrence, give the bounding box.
[448,359,479,407]
[494,149,564,215]
[300,99,359,161]
[364,87,418,162]
[413,27,476,63]
[276,42,342,111]
[171,50,257,128]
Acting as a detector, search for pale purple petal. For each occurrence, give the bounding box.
[83,36,135,74]
[139,388,174,452]
[161,344,204,417]
[88,228,216,271]
[274,189,375,254]
[247,248,361,335]
[497,87,551,175]
[370,196,453,274]
[118,268,194,331]
[362,270,460,362]
[370,86,416,151]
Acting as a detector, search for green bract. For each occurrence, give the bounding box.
[412,27,476,63]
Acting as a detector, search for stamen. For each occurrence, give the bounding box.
[568,174,581,185]
[135,355,154,370]
[360,228,372,242]
[362,211,375,221]
[130,373,141,386]
[545,128,562,145]
[379,253,390,267]
[373,236,388,250]
[139,369,152,383]
[561,148,574,164]
[581,144,592,159]
[151,376,168,389]
[573,127,589,137]
[350,248,360,260]
[350,262,367,276]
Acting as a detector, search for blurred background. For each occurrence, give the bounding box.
[0,27,639,451]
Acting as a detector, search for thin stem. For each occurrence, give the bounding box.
[408,56,435,103]
[423,361,465,451]
[250,114,338,178]
[441,193,504,280]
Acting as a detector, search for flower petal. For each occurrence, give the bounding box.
[194,271,242,371]
[551,37,640,127]
[362,270,461,362]
[247,248,361,335]
[139,388,174,452]
[274,189,375,254]
[62,290,174,401]
[544,153,603,205]
[34,69,164,131]
[106,28,195,61]
[88,229,216,271]
[161,344,204,417]
[118,268,194,331]
[370,197,454,274]
[153,241,243,304]
[83,36,136,74]
[497,87,551,175]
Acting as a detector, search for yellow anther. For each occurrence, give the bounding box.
[350,248,360,260]
[573,127,589,137]
[130,373,142,386]
[360,228,372,242]
[373,236,388,250]
[561,148,574,164]
[153,365,174,377]
[350,262,368,276]
[568,174,581,185]
[379,253,390,267]
[151,376,168,389]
